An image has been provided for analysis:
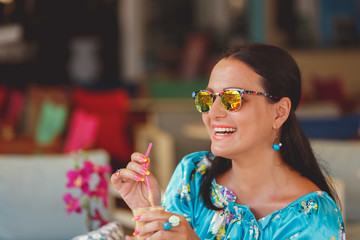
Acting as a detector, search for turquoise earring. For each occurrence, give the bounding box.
[272,139,282,151]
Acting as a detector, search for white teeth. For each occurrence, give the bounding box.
[213,127,236,134]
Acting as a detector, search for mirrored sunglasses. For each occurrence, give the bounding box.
[192,88,278,113]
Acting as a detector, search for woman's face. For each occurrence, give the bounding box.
[202,58,276,159]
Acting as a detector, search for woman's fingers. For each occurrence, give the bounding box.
[127,161,151,177]
[111,153,151,186]
[136,210,167,221]
[135,219,167,238]
[110,150,162,209]
[111,167,145,186]
[111,162,150,181]
[135,212,187,238]
[131,152,151,167]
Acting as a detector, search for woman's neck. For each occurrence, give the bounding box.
[215,150,320,219]
[217,150,295,202]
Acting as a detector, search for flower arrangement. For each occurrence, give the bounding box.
[63,150,111,231]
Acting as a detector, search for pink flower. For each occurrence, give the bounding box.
[66,163,94,195]
[63,152,111,227]
[63,193,82,216]
[82,161,95,175]
[91,208,109,227]
[93,163,111,177]
[91,176,109,208]
[66,169,90,194]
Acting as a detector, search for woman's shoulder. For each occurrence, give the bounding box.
[277,191,343,221]
[289,191,341,214]
[269,191,345,237]
[163,151,212,209]
[284,191,345,239]
[258,191,345,239]
[178,151,212,170]
[168,151,213,188]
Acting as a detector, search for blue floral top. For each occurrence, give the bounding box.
[162,151,345,240]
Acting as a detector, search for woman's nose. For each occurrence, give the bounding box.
[208,96,226,118]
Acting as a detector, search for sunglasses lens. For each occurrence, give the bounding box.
[195,91,212,112]
[221,90,241,111]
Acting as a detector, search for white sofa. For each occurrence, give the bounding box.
[0,149,112,240]
[311,140,360,222]
[310,140,360,239]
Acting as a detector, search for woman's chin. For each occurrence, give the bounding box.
[210,145,229,158]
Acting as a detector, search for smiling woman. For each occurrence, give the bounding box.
[111,43,345,240]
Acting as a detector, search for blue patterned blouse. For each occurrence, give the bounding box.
[162,151,345,240]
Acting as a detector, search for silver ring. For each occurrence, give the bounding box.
[115,169,126,182]
[169,215,180,227]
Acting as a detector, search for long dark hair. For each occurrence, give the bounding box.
[200,43,339,211]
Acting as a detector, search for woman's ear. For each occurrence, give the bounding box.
[273,97,291,129]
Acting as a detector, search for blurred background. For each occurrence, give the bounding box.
[0,0,360,239]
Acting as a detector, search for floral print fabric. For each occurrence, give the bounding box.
[162,151,345,240]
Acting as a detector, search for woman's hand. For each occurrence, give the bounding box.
[111,152,161,210]
[134,211,200,240]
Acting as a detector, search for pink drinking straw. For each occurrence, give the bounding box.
[144,142,154,207]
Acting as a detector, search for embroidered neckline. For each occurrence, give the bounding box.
[211,180,328,224]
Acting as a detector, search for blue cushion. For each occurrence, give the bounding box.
[299,114,360,140]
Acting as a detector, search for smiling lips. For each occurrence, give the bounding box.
[212,125,237,140]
